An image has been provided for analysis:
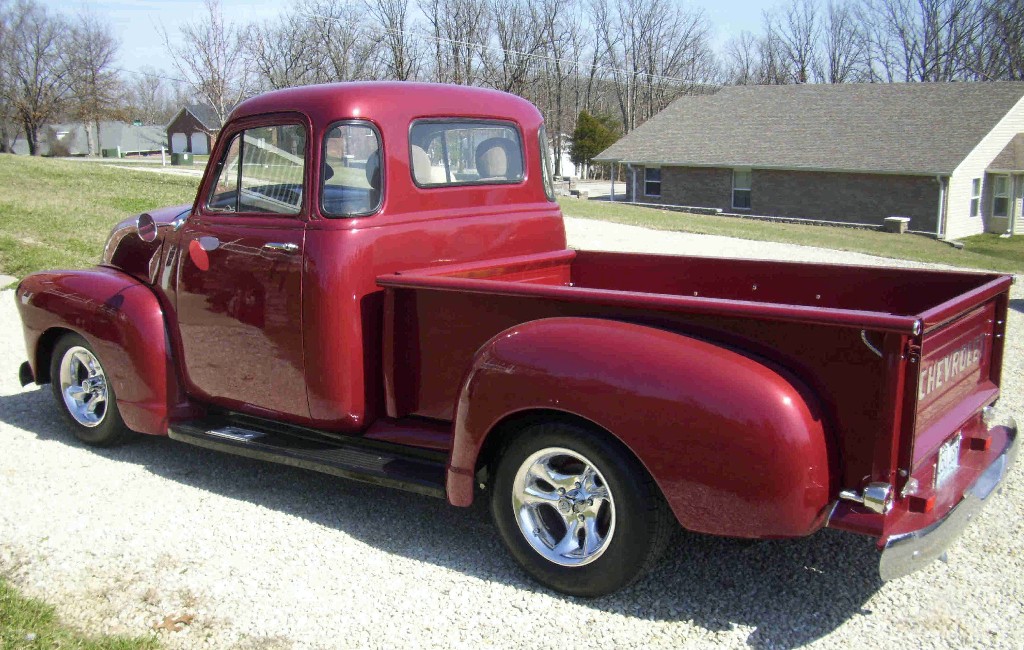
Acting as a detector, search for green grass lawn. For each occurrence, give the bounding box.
[560,198,1024,274]
[0,155,199,279]
[0,578,159,649]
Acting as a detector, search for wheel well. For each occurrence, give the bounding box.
[474,409,648,489]
[34,327,75,384]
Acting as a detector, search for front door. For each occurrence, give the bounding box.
[175,121,310,419]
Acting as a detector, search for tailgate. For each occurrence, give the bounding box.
[912,300,1002,466]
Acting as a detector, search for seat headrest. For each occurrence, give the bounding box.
[475,138,521,180]
[365,150,381,188]
[410,145,434,185]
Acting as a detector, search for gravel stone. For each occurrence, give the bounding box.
[0,216,1021,649]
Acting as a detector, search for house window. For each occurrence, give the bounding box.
[993,175,1010,218]
[644,167,661,196]
[970,178,981,217]
[733,169,752,209]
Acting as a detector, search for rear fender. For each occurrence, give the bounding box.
[448,317,834,539]
[16,267,185,435]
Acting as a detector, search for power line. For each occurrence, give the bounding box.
[111,66,188,85]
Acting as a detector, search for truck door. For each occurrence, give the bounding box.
[175,120,310,419]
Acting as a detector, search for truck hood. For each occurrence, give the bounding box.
[102,203,191,285]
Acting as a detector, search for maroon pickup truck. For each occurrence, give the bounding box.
[15,82,1017,597]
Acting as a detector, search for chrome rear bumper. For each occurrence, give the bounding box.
[879,414,1017,581]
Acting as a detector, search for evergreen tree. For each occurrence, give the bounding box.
[570,111,618,174]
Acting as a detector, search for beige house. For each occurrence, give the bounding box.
[595,82,1024,239]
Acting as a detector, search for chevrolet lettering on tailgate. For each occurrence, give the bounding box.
[918,334,986,400]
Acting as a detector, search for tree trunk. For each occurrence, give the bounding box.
[23,118,39,156]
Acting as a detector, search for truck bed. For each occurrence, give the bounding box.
[378,249,1011,494]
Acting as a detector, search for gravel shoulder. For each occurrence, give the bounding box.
[1,219,1022,649]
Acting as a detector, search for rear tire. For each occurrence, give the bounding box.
[49,333,136,447]
[490,421,673,597]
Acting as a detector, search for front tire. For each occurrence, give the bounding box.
[49,333,135,447]
[490,422,673,597]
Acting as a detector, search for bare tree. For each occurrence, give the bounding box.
[247,8,320,89]
[64,11,122,155]
[2,0,70,155]
[815,1,867,82]
[594,0,716,133]
[537,0,582,173]
[419,0,490,84]
[301,0,381,82]
[161,0,249,126]
[764,0,820,83]
[483,0,545,95]
[366,0,419,80]
[0,0,17,152]
[125,68,190,125]
[860,0,981,81]
[967,0,1024,79]
[724,31,762,84]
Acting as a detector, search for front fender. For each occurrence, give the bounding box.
[448,317,834,539]
[16,267,184,435]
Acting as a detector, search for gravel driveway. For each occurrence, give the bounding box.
[1,216,1021,649]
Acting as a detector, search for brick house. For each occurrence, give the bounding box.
[594,83,1024,239]
[166,104,222,155]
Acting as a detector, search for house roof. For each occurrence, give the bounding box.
[168,104,223,131]
[989,133,1024,171]
[595,82,1024,175]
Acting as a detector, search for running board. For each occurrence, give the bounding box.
[168,421,447,499]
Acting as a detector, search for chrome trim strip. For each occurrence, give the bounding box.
[879,414,1017,581]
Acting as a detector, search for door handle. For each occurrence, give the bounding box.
[263,242,299,253]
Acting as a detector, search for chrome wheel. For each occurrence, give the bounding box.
[58,346,108,428]
[511,447,615,566]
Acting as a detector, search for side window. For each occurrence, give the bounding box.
[321,121,383,217]
[539,125,556,201]
[409,121,524,187]
[208,135,241,211]
[206,124,306,215]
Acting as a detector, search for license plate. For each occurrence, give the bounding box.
[935,433,962,489]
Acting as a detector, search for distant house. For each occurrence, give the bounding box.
[166,104,222,155]
[11,121,166,157]
[595,82,1024,239]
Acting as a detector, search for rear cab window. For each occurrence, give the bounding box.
[321,121,383,217]
[409,120,524,187]
[207,123,306,215]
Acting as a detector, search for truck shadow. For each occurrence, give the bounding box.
[0,387,881,649]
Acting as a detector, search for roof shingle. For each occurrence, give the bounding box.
[595,82,1024,175]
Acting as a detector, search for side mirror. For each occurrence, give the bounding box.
[136,213,158,242]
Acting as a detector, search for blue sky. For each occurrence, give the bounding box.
[43,0,772,82]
